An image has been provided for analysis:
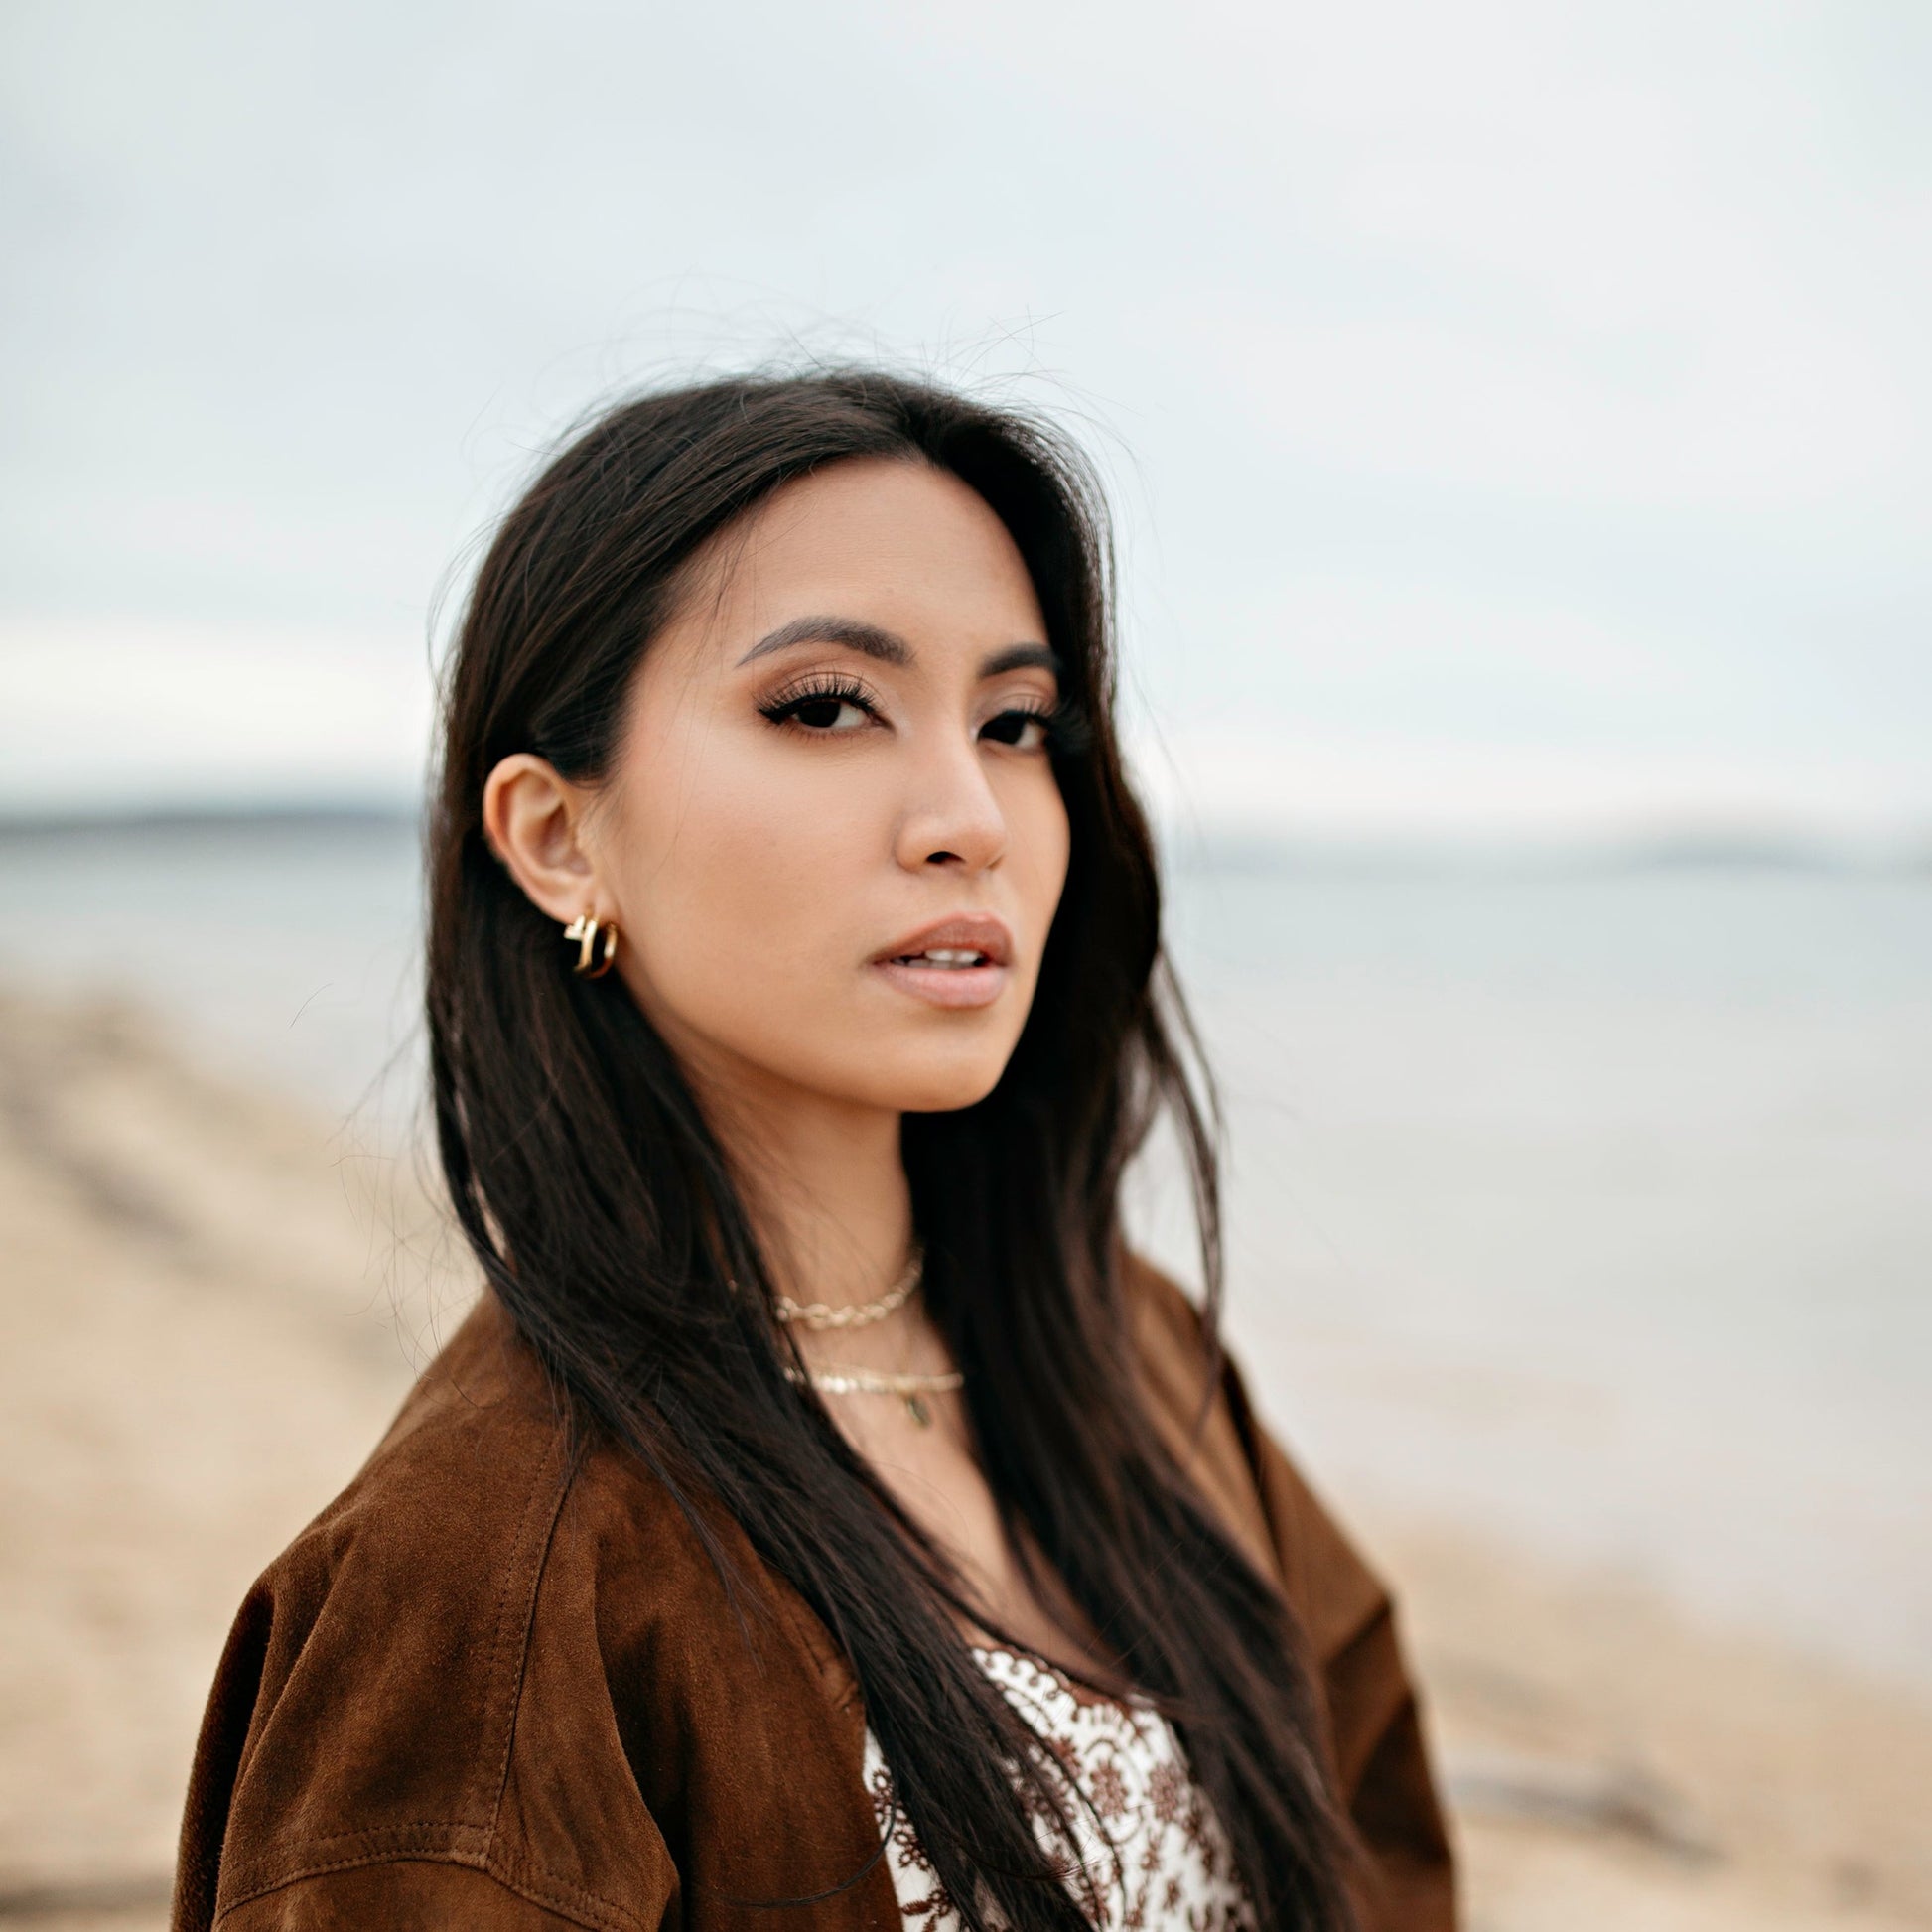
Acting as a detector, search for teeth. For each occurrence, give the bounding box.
[901,948,988,968]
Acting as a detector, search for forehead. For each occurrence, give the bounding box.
[669,456,1049,658]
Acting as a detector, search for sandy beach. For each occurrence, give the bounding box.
[3,984,1928,1930]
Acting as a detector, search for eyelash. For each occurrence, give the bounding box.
[758,675,1087,753]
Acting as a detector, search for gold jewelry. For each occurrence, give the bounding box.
[772,1246,923,1330]
[562,912,619,979]
[782,1361,963,1428]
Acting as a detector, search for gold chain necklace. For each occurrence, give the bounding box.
[781,1361,964,1428]
[771,1245,924,1330]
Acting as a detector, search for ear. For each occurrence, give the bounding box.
[482,754,609,927]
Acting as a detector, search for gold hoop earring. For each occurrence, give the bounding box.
[562,913,620,979]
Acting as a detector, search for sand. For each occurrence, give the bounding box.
[2,985,1927,1929]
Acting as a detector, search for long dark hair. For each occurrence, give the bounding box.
[426,370,1356,1928]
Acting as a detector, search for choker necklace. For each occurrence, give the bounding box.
[782,1361,964,1428]
[772,1246,923,1331]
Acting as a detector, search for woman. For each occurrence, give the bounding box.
[173,372,1455,1931]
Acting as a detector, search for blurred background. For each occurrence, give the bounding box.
[2,2,1928,1927]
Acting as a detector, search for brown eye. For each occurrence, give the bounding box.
[982,708,1051,750]
[759,678,879,734]
[791,695,867,731]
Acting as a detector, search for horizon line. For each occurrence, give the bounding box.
[1,798,1926,874]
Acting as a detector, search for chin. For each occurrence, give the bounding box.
[859,1043,1013,1116]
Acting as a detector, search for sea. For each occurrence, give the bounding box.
[2,814,1927,1687]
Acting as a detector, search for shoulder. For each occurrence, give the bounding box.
[271,1292,575,1609]
[222,1295,588,1764]
[1118,1248,1385,1657]
[1117,1249,1278,1566]
[174,1296,682,1930]
[1120,1251,1458,1931]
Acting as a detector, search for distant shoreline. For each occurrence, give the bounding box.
[0,802,1925,876]
[0,803,420,840]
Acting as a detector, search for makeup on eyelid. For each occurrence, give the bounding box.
[757,674,1068,750]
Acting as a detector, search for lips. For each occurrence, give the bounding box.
[873,914,1013,970]
[871,914,1014,1010]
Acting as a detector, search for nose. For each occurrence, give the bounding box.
[892,730,1009,876]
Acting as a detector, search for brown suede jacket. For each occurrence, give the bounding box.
[173,1259,1456,1931]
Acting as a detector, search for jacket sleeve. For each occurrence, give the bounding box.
[169,1368,681,1932]
[1220,1357,1459,1932]
[170,1571,671,1932]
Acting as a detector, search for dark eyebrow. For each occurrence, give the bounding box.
[736,616,910,667]
[979,642,1061,681]
[736,616,1060,683]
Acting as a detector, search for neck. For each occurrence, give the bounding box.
[680,1048,914,1316]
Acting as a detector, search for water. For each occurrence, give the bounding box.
[1154,862,1932,1685]
[3,820,1927,1683]
[0,817,428,1122]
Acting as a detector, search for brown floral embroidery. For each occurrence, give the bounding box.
[861,1647,1254,1930]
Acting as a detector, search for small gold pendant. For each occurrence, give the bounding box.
[904,1393,932,1428]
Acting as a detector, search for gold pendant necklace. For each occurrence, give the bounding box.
[781,1362,964,1427]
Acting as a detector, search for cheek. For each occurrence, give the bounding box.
[611,739,877,1028]
[1005,772,1072,934]
[605,713,1073,1112]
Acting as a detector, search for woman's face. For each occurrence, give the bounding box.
[573,456,1071,1119]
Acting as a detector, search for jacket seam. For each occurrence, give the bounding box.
[488,1844,661,1932]
[212,1844,650,1932]
[481,1423,577,1833]
[217,1823,485,1904]
[228,1821,489,1851]
[213,1417,579,1917]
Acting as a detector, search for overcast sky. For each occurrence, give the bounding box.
[3,0,1928,842]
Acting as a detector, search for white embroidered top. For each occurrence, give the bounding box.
[862,1646,1255,1930]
